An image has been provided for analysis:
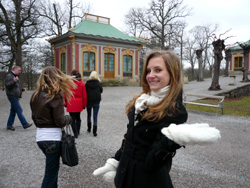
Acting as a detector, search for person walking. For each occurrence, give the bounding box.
[30,66,76,188]
[93,50,188,187]
[65,70,87,138]
[85,71,103,137]
[5,66,32,131]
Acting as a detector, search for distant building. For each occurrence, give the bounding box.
[228,40,250,74]
[48,14,145,83]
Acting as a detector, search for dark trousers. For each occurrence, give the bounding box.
[69,112,81,123]
[7,97,27,128]
[37,141,61,188]
[87,104,100,124]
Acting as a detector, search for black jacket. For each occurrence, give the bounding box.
[30,90,72,128]
[5,72,22,98]
[85,80,103,105]
[114,99,188,188]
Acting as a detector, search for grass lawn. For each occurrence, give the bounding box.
[185,96,250,118]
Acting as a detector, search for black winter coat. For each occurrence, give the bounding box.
[114,99,188,188]
[85,80,103,105]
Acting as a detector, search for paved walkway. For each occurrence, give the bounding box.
[183,75,250,96]
[0,76,249,188]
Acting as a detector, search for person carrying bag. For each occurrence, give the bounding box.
[61,123,79,167]
[30,66,76,188]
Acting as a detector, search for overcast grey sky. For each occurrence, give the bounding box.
[87,0,250,45]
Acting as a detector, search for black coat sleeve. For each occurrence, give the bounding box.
[114,107,135,161]
[114,136,126,161]
[144,107,188,173]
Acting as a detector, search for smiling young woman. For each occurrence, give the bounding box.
[93,50,187,188]
[93,50,221,188]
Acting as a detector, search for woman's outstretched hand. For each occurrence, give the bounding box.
[161,123,221,146]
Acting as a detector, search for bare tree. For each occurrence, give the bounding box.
[190,24,218,79]
[224,49,231,77]
[174,21,187,66]
[124,8,146,38]
[125,0,191,49]
[209,38,225,90]
[183,35,196,80]
[21,39,54,89]
[22,52,39,90]
[39,44,54,68]
[196,49,204,81]
[0,0,40,72]
[209,34,228,90]
[67,0,76,29]
[37,0,65,36]
[209,30,232,90]
[37,0,91,37]
[64,0,91,29]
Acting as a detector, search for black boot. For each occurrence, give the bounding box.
[87,122,91,133]
[71,122,78,138]
[93,124,97,137]
[76,120,81,136]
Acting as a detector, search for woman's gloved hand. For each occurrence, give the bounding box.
[161,123,221,146]
[93,158,119,182]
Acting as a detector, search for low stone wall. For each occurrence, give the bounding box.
[220,84,250,98]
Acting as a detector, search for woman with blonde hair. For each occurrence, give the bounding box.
[30,66,76,188]
[89,70,101,81]
[93,50,188,187]
[85,71,103,136]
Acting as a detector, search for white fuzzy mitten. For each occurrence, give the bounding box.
[161,123,221,146]
[93,158,119,182]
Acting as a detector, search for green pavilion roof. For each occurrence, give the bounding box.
[71,20,143,43]
[230,40,250,50]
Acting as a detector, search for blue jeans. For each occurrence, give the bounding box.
[37,141,61,188]
[7,97,27,128]
[87,104,100,125]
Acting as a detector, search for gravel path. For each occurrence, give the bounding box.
[0,83,249,188]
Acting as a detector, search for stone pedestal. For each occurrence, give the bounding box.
[229,75,236,86]
[184,76,189,84]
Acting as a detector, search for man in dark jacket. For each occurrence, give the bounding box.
[5,66,32,131]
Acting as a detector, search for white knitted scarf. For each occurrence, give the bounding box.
[135,85,169,114]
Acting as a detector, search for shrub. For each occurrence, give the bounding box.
[101,79,128,87]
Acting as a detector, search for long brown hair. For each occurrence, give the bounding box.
[31,66,76,102]
[71,69,82,81]
[126,50,183,122]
